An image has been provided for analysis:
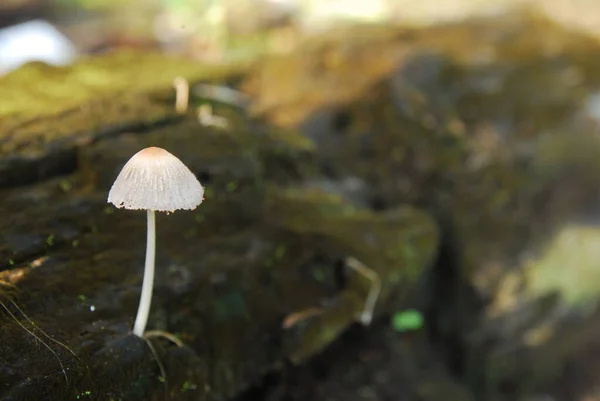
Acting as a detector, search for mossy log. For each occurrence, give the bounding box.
[4,10,600,401]
[241,11,600,400]
[0,52,439,401]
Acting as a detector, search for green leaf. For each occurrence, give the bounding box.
[391,309,424,332]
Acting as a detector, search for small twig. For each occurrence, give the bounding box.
[282,307,324,329]
[197,104,229,129]
[143,330,185,348]
[345,257,382,325]
[173,77,190,114]
[192,83,251,109]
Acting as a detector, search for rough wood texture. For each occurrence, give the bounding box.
[243,11,600,401]
[3,11,600,401]
[0,52,438,401]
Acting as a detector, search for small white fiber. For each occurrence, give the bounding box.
[108,147,204,212]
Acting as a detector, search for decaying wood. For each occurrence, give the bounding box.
[0,51,437,401]
[4,11,600,401]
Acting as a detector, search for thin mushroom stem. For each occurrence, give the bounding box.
[133,209,156,337]
[173,77,189,114]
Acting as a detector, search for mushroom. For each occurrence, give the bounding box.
[173,76,189,114]
[107,146,204,337]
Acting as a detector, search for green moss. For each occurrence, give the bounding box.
[75,390,92,399]
[0,51,247,120]
[524,224,600,310]
[181,381,198,392]
[211,291,248,322]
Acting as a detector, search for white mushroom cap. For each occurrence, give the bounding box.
[107,147,204,212]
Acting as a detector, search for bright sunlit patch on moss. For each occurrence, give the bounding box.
[0,51,245,119]
[0,256,49,287]
[524,224,600,310]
